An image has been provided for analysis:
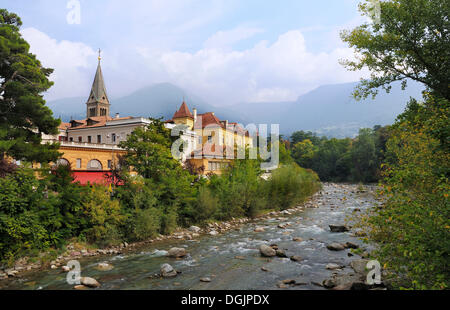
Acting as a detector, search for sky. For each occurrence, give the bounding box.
[4,0,371,106]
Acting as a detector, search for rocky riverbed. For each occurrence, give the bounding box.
[0,183,385,290]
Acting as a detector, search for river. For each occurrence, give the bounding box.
[1,183,379,290]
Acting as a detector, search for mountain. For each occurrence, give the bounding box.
[47,83,248,124]
[228,81,424,137]
[47,81,424,137]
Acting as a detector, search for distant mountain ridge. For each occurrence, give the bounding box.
[47,81,424,137]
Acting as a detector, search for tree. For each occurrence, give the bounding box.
[350,128,378,182]
[291,130,322,146]
[119,118,179,181]
[0,9,60,163]
[291,139,317,168]
[340,0,450,100]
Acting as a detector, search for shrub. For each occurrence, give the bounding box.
[194,186,219,224]
[81,186,124,247]
[132,208,161,240]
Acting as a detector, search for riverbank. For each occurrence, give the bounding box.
[1,183,384,290]
[0,187,324,282]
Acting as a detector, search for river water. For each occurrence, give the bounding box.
[2,183,378,290]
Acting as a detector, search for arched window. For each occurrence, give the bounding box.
[87,159,103,170]
[56,158,70,166]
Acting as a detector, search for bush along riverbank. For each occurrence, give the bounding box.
[0,159,320,280]
[0,181,321,281]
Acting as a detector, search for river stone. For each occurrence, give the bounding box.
[323,278,337,289]
[326,263,343,270]
[160,264,177,278]
[200,277,211,282]
[96,262,113,271]
[168,247,186,258]
[276,249,288,258]
[345,241,359,249]
[293,237,303,242]
[329,225,349,233]
[209,230,219,236]
[327,243,346,251]
[350,259,370,274]
[290,255,303,262]
[189,226,201,233]
[61,265,71,272]
[73,285,89,290]
[80,277,101,288]
[259,245,276,257]
[254,227,265,232]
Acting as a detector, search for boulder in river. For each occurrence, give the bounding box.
[80,277,101,288]
[167,247,187,258]
[350,259,370,274]
[209,230,219,236]
[200,277,211,282]
[254,227,265,232]
[290,255,303,262]
[329,225,349,233]
[326,263,343,270]
[259,245,276,257]
[96,262,113,271]
[160,263,177,278]
[189,226,201,233]
[276,249,288,258]
[327,243,346,251]
[292,237,303,242]
[323,278,337,289]
[344,241,359,249]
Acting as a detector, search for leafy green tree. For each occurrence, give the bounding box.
[291,139,317,168]
[340,0,450,101]
[119,118,179,180]
[0,9,60,163]
[291,130,322,146]
[350,128,378,182]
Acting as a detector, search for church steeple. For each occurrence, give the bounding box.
[86,49,110,118]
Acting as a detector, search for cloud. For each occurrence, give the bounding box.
[138,29,368,105]
[203,26,264,49]
[21,27,96,101]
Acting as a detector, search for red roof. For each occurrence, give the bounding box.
[194,112,223,129]
[172,102,194,119]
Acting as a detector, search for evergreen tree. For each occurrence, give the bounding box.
[0,9,60,164]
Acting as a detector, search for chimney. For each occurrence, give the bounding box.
[115,113,120,119]
[193,108,197,122]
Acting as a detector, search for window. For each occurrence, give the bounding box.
[198,136,202,144]
[97,135,102,143]
[87,159,102,171]
[112,133,116,143]
[69,137,73,142]
[56,158,69,167]
[108,160,112,169]
[78,136,82,142]
[76,159,82,169]
[207,135,212,143]
[89,108,96,117]
[87,136,92,143]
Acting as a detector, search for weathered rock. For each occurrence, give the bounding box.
[259,245,276,257]
[200,277,211,282]
[73,285,88,290]
[189,226,201,233]
[345,241,359,249]
[326,263,343,270]
[329,225,349,233]
[350,259,370,274]
[167,247,187,258]
[327,243,346,251]
[292,237,303,242]
[323,278,337,289]
[96,262,114,271]
[281,279,296,285]
[290,255,303,262]
[276,249,288,258]
[209,230,218,236]
[254,227,265,232]
[80,277,101,288]
[61,265,71,272]
[261,267,269,272]
[160,264,177,278]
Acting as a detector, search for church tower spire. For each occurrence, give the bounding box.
[86,49,110,118]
